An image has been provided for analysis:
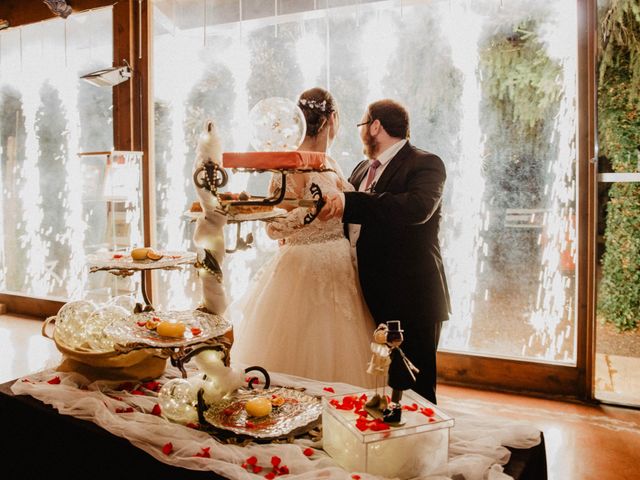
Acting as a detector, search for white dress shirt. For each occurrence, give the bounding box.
[344,139,407,251]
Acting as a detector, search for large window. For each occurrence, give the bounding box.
[152,0,578,364]
[0,8,114,299]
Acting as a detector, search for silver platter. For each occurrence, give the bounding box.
[105,310,231,348]
[204,387,322,439]
[184,208,287,223]
[227,207,287,223]
[87,251,196,272]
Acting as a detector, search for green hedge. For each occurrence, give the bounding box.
[597,0,640,331]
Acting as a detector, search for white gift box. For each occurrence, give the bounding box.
[322,390,454,479]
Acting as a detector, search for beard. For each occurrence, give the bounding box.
[362,129,379,159]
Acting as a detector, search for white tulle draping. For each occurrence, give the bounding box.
[11,366,541,480]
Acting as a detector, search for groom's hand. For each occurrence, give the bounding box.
[318,193,343,221]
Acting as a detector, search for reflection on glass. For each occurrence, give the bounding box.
[152,0,577,363]
[0,8,114,299]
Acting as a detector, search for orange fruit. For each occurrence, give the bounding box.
[147,249,164,261]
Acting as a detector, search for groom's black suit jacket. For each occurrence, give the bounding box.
[343,141,450,402]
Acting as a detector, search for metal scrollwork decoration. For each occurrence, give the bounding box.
[303,182,325,225]
[193,160,228,194]
[225,224,254,254]
[43,0,73,18]
[194,249,223,283]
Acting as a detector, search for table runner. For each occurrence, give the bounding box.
[11,366,541,480]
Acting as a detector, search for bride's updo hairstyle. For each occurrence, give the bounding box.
[297,87,337,138]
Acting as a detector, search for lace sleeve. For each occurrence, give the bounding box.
[265,172,313,239]
[265,206,310,240]
[269,172,303,199]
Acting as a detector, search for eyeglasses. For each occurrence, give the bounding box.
[356,120,373,128]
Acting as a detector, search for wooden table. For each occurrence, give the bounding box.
[0,380,546,479]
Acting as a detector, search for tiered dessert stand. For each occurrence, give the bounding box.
[184,149,332,440]
[84,251,233,378]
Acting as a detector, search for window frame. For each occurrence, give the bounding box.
[0,0,155,317]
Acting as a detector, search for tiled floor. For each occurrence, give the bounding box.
[2,312,639,480]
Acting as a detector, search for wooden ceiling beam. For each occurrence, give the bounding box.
[0,0,116,28]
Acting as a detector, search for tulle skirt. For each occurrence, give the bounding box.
[230,237,376,388]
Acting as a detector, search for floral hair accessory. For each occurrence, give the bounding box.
[298,98,328,112]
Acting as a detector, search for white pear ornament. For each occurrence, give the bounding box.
[194,349,245,404]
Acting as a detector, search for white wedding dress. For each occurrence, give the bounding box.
[230,156,376,388]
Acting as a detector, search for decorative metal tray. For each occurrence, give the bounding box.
[87,251,196,273]
[204,387,322,439]
[228,208,287,223]
[105,310,231,349]
[183,208,287,223]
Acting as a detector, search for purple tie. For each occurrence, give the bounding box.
[364,159,381,191]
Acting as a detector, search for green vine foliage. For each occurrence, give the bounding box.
[598,63,640,330]
[599,0,640,102]
[480,21,563,135]
[597,0,640,330]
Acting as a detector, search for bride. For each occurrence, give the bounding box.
[230,88,375,387]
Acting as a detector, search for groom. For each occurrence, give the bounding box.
[320,99,450,404]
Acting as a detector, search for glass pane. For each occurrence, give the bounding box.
[0,8,115,299]
[152,0,578,364]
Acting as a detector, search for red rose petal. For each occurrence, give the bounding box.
[246,456,258,466]
[131,389,145,396]
[162,442,173,455]
[191,327,202,336]
[265,473,276,480]
[142,381,162,392]
[352,475,361,480]
[420,407,435,417]
[271,456,281,467]
[194,446,211,458]
[252,465,263,474]
[303,448,314,457]
[151,404,162,416]
[47,376,61,385]
[186,423,200,429]
[115,407,134,413]
[323,386,335,393]
[278,465,290,475]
